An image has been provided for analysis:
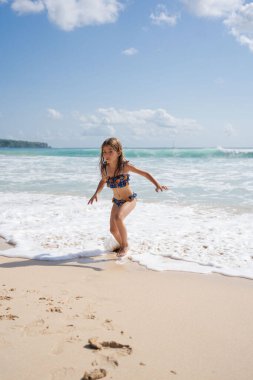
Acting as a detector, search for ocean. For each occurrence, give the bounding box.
[1,147,253,278]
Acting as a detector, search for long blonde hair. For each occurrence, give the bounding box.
[100,137,128,177]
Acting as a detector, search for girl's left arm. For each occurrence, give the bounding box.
[126,163,169,192]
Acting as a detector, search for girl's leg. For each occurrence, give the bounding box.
[113,200,136,256]
[110,204,122,247]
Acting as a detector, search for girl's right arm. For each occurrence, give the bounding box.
[88,178,107,205]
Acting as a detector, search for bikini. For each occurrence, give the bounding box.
[105,168,137,207]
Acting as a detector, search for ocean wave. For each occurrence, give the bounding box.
[1,147,253,158]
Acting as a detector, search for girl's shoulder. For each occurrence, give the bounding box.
[123,161,135,171]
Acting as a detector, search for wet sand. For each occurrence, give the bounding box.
[1,237,253,380]
[0,236,14,251]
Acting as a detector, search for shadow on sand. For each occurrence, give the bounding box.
[0,249,117,271]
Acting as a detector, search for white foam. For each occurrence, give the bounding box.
[1,192,253,279]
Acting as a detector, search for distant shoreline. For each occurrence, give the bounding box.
[0,139,51,148]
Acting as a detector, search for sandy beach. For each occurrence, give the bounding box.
[1,236,253,380]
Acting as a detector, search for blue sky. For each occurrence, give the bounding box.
[0,0,253,148]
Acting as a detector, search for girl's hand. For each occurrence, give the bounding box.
[155,184,168,192]
[88,194,98,205]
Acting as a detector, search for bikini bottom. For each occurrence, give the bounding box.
[112,192,137,208]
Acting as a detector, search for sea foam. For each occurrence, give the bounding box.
[1,192,253,279]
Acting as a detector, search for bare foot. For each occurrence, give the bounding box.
[116,246,129,257]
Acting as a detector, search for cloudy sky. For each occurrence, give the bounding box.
[0,0,253,148]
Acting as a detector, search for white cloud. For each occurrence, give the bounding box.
[150,4,179,26]
[12,0,44,13]
[122,47,138,56]
[11,0,124,30]
[47,108,63,120]
[182,0,243,18]
[182,1,253,53]
[74,107,201,137]
[224,3,253,52]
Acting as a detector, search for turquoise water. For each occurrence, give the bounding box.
[1,147,253,158]
[1,147,253,208]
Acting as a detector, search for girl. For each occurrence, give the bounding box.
[88,137,168,257]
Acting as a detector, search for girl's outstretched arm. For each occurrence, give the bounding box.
[88,178,106,205]
[126,163,168,192]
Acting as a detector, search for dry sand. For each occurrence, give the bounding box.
[1,236,253,380]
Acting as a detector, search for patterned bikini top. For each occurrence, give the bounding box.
[104,165,130,188]
[106,173,130,188]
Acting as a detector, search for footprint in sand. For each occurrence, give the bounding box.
[96,353,119,368]
[100,340,132,356]
[22,318,45,337]
[81,368,107,380]
[0,296,12,301]
[88,338,132,356]
[50,367,75,380]
[0,314,19,320]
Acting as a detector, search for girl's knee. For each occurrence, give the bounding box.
[114,213,124,222]
[110,223,118,234]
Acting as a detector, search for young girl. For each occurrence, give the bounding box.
[88,137,168,257]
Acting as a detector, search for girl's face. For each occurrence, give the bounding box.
[102,145,120,164]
